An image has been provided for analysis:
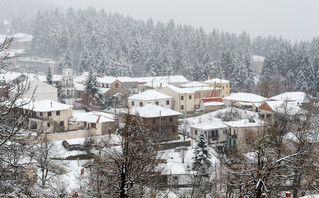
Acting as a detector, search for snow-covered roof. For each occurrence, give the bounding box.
[129,90,172,101]
[13,33,33,42]
[204,78,229,84]
[184,86,221,92]
[129,104,182,118]
[263,101,304,115]
[18,56,55,64]
[270,92,307,103]
[74,82,85,91]
[252,55,265,62]
[224,119,263,128]
[191,121,227,130]
[20,99,73,112]
[0,71,25,82]
[133,75,188,84]
[165,85,195,94]
[204,102,224,107]
[72,111,115,123]
[223,92,267,103]
[144,81,169,89]
[180,81,208,88]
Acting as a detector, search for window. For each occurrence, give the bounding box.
[131,101,134,106]
[222,86,224,89]
[181,96,184,100]
[226,84,228,88]
[40,112,43,116]
[47,123,50,128]
[102,84,105,88]
[48,112,52,116]
[60,121,64,126]
[115,83,119,88]
[181,105,184,110]
[169,117,173,122]
[195,130,197,135]
[189,95,192,100]
[139,102,143,106]
[106,84,109,88]
[172,127,176,133]
[56,111,60,116]
[155,101,159,105]
[91,123,96,128]
[152,118,156,124]
[166,100,170,105]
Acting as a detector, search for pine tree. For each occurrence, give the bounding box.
[85,68,106,109]
[57,49,73,74]
[192,131,211,174]
[296,56,314,93]
[46,66,53,85]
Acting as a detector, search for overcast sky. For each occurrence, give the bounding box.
[52,0,319,41]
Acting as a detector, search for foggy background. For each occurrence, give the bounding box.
[50,0,319,41]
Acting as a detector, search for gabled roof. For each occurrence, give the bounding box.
[129,90,172,101]
[129,104,182,118]
[223,92,267,103]
[270,92,307,103]
[180,81,208,88]
[204,78,229,84]
[20,99,73,112]
[261,101,304,115]
[72,111,115,123]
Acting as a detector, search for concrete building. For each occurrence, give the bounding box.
[204,78,230,97]
[21,99,73,133]
[128,90,172,109]
[158,85,195,113]
[190,121,227,144]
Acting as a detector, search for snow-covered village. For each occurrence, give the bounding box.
[1,1,319,198]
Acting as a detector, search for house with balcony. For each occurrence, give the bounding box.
[21,99,73,133]
[128,90,172,109]
[127,104,182,142]
[224,119,263,151]
[190,121,227,144]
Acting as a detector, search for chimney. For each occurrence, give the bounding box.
[50,102,52,107]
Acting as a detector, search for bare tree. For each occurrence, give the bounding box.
[85,111,163,198]
[0,37,38,196]
[217,102,319,197]
[33,135,65,189]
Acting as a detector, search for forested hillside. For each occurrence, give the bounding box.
[4,7,319,94]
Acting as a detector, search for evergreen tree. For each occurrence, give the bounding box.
[85,68,106,109]
[57,49,73,74]
[192,131,211,174]
[190,60,204,81]
[296,56,314,93]
[46,66,53,85]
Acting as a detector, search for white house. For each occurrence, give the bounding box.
[21,99,73,133]
[128,90,172,109]
[71,111,116,135]
[190,121,227,144]
[270,92,307,103]
[223,92,267,111]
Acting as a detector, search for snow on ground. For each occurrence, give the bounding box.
[160,144,219,175]
[301,195,319,198]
